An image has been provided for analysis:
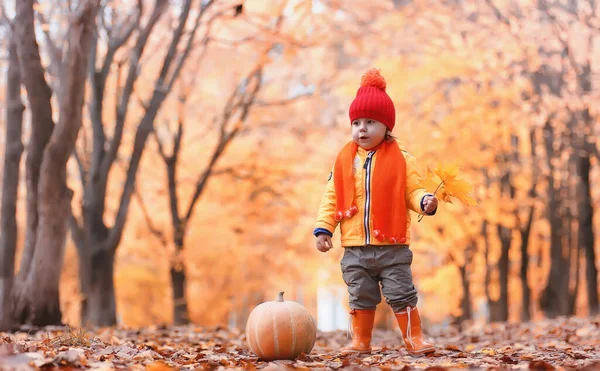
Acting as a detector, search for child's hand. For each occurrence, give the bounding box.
[423,195,438,214]
[316,234,333,252]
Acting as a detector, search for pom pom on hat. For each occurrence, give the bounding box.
[360,68,386,91]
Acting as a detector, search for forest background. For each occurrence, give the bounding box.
[0,0,598,333]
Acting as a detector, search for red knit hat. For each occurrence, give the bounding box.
[349,68,395,131]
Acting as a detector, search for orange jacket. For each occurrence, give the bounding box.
[314,140,434,246]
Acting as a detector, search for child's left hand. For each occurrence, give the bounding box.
[422,195,438,214]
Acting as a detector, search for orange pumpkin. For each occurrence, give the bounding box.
[245,291,317,361]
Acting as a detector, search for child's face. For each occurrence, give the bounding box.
[351,118,387,150]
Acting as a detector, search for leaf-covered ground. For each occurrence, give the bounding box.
[1,316,599,370]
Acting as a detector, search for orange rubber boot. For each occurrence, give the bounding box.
[341,309,376,354]
[395,306,435,355]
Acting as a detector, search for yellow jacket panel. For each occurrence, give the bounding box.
[314,140,433,247]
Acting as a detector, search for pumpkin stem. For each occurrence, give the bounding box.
[277,291,285,302]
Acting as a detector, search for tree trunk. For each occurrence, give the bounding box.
[577,152,598,315]
[170,223,188,325]
[77,101,161,326]
[13,184,71,325]
[71,0,214,326]
[568,235,580,315]
[565,153,579,315]
[0,35,25,332]
[13,0,98,326]
[171,265,189,325]
[520,206,534,322]
[494,224,511,322]
[490,148,514,323]
[81,247,117,326]
[458,263,472,323]
[166,152,189,325]
[540,120,570,318]
[76,178,111,324]
[483,218,503,321]
[519,129,536,322]
[70,0,169,326]
[540,195,570,317]
[576,36,598,315]
[14,0,55,284]
[456,241,475,324]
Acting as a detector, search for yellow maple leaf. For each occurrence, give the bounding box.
[419,166,452,203]
[425,163,478,206]
[437,164,477,206]
[444,178,478,206]
[439,190,454,204]
[433,163,460,182]
[420,166,442,194]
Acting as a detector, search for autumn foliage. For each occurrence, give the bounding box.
[0,0,598,356]
[0,316,599,370]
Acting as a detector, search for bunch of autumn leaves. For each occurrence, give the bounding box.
[417,164,477,222]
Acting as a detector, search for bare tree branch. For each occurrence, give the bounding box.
[73,149,87,183]
[107,0,217,249]
[173,120,183,163]
[542,0,599,31]
[112,154,167,246]
[134,90,150,112]
[36,11,63,77]
[539,0,582,75]
[87,30,103,178]
[164,0,217,93]
[152,128,169,162]
[99,0,168,182]
[155,0,193,89]
[88,0,143,182]
[102,0,143,77]
[67,205,85,254]
[183,67,263,223]
[166,121,183,235]
[484,0,511,25]
[133,185,167,246]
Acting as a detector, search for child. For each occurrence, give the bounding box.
[313,68,438,355]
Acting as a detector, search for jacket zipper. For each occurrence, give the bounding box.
[363,151,375,245]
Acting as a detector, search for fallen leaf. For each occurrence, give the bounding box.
[445,344,462,351]
[499,355,519,364]
[146,361,177,370]
[528,360,555,370]
[480,348,497,356]
[465,344,477,352]
[575,326,595,337]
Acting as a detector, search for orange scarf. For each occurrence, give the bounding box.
[333,140,407,243]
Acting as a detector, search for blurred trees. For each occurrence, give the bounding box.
[143,0,375,325]
[0,0,598,329]
[0,21,24,331]
[465,0,600,320]
[67,0,223,327]
[0,0,99,329]
[382,0,599,324]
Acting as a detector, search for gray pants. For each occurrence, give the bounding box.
[340,245,417,313]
